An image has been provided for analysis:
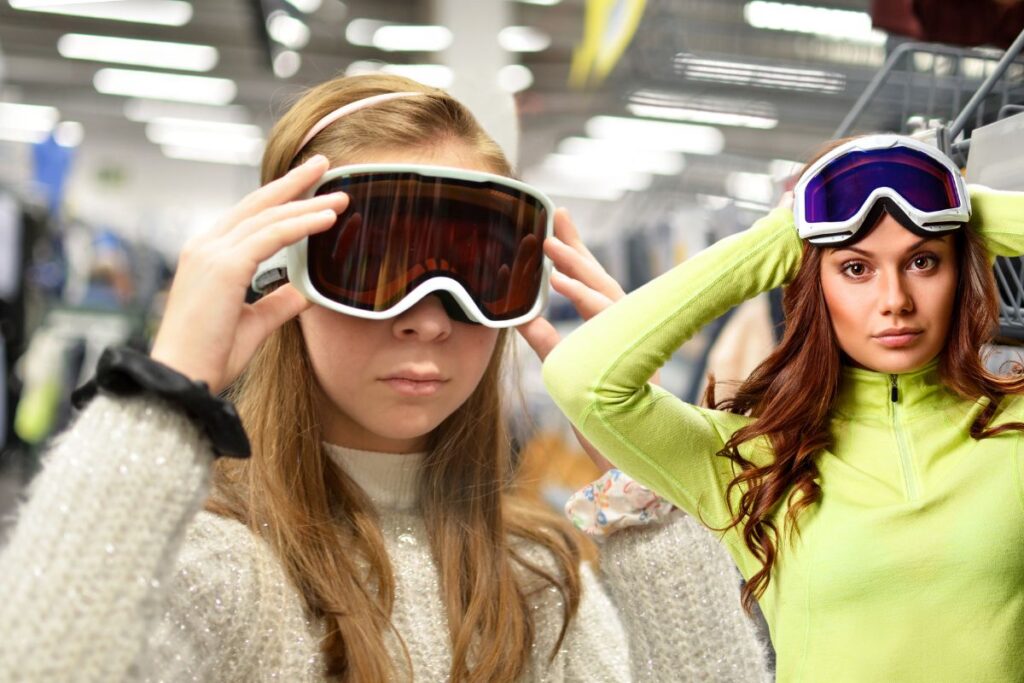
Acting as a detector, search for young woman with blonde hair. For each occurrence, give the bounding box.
[0,73,769,682]
[545,133,1024,681]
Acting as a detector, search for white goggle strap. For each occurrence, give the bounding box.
[252,248,289,294]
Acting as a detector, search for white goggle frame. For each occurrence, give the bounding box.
[794,134,971,246]
[252,163,555,329]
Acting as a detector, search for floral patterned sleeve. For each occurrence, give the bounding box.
[565,469,675,539]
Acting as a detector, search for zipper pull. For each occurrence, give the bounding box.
[890,374,898,403]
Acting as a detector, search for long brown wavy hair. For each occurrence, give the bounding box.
[206,74,583,682]
[705,137,1024,613]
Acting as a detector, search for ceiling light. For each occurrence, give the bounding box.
[628,90,779,129]
[9,0,192,26]
[675,53,846,93]
[161,145,261,166]
[273,49,302,78]
[628,103,777,129]
[557,137,685,175]
[541,154,653,191]
[744,1,886,45]
[515,0,562,5]
[522,168,626,201]
[585,115,725,155]
[124,99,250,124]
[0,102,59,132]
[346,62,454,88]
[726,171,774,205]
[345,18,388,47]
[145,117,263,149]
[372,25,452,52]
[57,33,218,72]
[267,11,310,49]
[498,26,551,53]
[94,68,236,105]
[0,128,49,144]
[498,64,533,93]
[284,0,321,13]
[54,120,84,147]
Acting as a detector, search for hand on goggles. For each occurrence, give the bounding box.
[150,154,344,393]
[253,164,555,329]
[794,134,970,247]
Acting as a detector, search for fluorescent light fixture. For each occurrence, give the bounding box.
[95,68,236,105]
[267,11,310,50]
[726,171,774,205]
[0,128,49,144]
[498,26,551,52]
[697,194,732,211]
[585,115,725,155]
[284,0,321,13]
[124,98,250,124]
[557,136,685,175]
[54,120,84,147]
[675,53,846,93]
[515,0,562,5]
[522,168,625,201]
[541,154,653,191]
[0,102,59,132]
[744,1,886,45]
[273,50,302,78]
[345,61,453,88]
[372,25,452,52]
[9,0,193,26]
[346,18,388,47]
[57,33,218,72]
[145,117,263,150]
[161,145,261,166]
[628,103,777,129]
[498,64,533,93]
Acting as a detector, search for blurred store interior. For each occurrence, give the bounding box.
[2,0,1024,524]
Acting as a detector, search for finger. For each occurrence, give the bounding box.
[545,236,625,302]
[240,208,339,266]
[550,271,616,321]
[516,316,561,361]
[777,191,794,210]
[216,155,330,236]
[225,191,348,244]
[553,208,597,260]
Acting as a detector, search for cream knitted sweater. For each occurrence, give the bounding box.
[0,395,770,681]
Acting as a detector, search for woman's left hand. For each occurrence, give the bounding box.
[517,208,627,472]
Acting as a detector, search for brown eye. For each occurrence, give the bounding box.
[911,255,937,270]
[843,262,866,277]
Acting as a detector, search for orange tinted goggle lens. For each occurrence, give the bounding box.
[308,172,548,321]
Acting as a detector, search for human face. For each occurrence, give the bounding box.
[299,144,502,453]
[819,213,958,374]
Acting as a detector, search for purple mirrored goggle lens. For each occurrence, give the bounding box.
[803,146,961,224]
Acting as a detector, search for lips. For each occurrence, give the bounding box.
[380,368,447,397]
[873,328,923,348]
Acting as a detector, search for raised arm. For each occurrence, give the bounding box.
[542,207,801,530]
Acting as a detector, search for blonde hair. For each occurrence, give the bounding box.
[207,73,583,682]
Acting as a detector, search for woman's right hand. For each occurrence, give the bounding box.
[150,154,347,394]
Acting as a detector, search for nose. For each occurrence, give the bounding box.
[392,294,452,342]
[879,269,914,317]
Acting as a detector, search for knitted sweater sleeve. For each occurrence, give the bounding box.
[557,562,633,681]
[599,511,771,682]
[0,395,258,681]
[542,208,802,531]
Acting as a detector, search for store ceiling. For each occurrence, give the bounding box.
[0,0,962,211]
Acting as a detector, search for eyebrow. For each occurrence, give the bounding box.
[830,236,946,258]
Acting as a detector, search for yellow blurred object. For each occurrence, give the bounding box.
[570,0,647,88]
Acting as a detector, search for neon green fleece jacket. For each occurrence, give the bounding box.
[543,187,1024,682]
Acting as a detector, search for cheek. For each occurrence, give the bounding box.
[450,328,500,390]
[820,273,863,338]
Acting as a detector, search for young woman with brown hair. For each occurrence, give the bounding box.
[545,134,1024,681]
[0,73,769,682]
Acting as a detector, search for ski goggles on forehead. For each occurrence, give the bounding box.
[794,134,970,247]
[253,164,554,328]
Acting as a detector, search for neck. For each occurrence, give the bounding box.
[323,443,424,511]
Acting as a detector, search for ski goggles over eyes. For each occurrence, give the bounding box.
[794,134,970,247]
[253,164,555,328]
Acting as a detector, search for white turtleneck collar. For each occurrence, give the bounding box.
[322,442,424,512]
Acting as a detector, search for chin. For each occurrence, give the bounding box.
[857,351,938,375]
